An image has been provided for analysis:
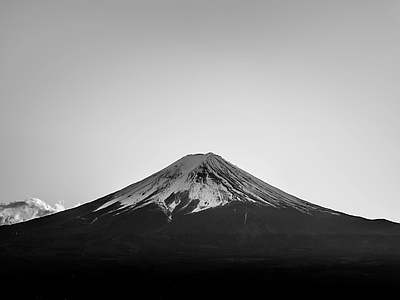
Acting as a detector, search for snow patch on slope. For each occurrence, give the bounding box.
[93,153,339,218]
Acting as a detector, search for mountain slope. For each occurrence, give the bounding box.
[89,152,338,220]
[1,153,400,297]
[1,152,398,254]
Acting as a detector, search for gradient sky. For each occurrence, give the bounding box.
[1,1,399,222]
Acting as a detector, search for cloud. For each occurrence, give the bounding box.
[54,202,65,212]
[0,198,65,226]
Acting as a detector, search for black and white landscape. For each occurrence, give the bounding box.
[1,153,400,298]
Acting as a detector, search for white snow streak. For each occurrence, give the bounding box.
[93,153,340,218]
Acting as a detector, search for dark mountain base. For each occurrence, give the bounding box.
[2,202,400,298]
[2,251,400,299]
[3,154,400,298]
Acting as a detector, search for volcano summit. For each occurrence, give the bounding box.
[91,152,337,219]
[1,153,400,297]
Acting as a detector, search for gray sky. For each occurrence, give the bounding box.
[1,1,399,222]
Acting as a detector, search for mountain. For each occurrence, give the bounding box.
[91,152,338,217]
[1,153,400,298]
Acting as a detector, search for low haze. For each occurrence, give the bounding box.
[1,1,399,222]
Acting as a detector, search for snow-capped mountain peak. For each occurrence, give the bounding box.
[93,153,338,218]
